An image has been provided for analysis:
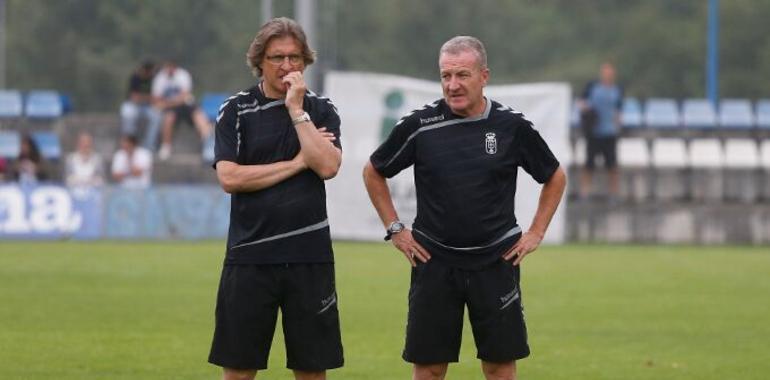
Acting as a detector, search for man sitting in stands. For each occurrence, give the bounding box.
[152,59,212,160]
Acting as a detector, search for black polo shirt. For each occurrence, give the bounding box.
[370,98,559,269]
[214,84,341,265]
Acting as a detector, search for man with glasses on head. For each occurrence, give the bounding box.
[208,17,343,380]
[363,36,566,380]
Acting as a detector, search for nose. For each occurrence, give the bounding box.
[279,58,293,70]
[447,77,460,91]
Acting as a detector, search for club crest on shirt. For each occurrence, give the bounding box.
[485,132,497,155]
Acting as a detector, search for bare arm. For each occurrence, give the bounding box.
[504,165,567,265]
[283,72,342,179]
[363,160,430,266]
[216,155,306,194]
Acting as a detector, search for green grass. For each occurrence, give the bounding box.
[0,242,768,379]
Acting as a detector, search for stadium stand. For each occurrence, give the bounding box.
[644,98,680,130]
[0,90,24,120]
[682,98,718,130]
[617,137,650,201]
[620,97,643,130]
[199,93,227,164]
[723,138,760,203]
[651,138,688,200]
[24,90,64,119]
[719,99,754,130]
[0,130,20,158]
[688,138,723,201]
[200,92,229,122]
[755,99,770,139]
[30,131,62,161]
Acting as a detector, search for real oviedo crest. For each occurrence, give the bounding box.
[485,132,497,155]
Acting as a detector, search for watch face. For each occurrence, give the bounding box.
[390,221,405,233]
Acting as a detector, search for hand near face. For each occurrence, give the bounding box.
[282,71,306,116]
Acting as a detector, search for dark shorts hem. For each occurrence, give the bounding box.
[286,359,345,372]
[207,356,267,371]
[477,348,531,363]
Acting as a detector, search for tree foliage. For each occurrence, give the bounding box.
[5,0,770,111]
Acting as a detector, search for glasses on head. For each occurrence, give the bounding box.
[265,54,303,66]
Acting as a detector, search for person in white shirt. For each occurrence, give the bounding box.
[152,60,212,160]
[65,132,105,189]
[111,135,153,189]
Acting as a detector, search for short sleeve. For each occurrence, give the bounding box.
[213,98,239,168]
[314,98,342,150]
[515,120,560,184]
[369,115,418,178]
[180,70,193,92]
[151,74,163,98]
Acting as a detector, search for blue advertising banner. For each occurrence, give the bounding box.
[0,184,230,240]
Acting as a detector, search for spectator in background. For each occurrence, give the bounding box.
[120,61,162,151]
[111,135,152,189]
[579,62,624,200]
[12,133,48,185]
[65,131,105,189]
[0,157,7,182]
[152,59,212,160]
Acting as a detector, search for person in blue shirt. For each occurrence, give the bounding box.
[579,62,623,200]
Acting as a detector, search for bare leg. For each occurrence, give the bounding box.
[158,111,176,160]
[192,109,213,140]
[293,370,326,380]
[481,360,516,380]
[161,111,176,146]
[413,363,448,380]
[222,368,257,380]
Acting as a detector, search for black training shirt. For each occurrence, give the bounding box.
[214,84,341,265]
[370,98,559,269]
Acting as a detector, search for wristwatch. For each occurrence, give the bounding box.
[384,220,406,241]
[291,111,311,126]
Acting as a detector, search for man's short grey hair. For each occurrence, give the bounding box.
[439,36,488,69]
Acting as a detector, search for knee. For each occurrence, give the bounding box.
[414,363,447,380]
[222,368,256,380]
[482,361,516,380]
[293,370,326,380]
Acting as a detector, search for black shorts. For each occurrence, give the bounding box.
[208,263,344,371]
[586,136,618,169]
[166,103,198,126]
[403,259,530,364]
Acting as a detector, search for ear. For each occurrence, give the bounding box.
[481,67,490,86]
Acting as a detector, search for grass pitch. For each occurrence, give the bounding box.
[0,241,768,379]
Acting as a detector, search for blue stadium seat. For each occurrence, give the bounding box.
[719,99,754,129]
[644,98,680,129]
[24,90,64,119]
[682,99,717,129]
[0,90,23,118]
[30,131,62,160]
[0,130,20,158]
[756,100,770,129]
[621,97,643,129]
[201,93,229,122]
